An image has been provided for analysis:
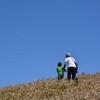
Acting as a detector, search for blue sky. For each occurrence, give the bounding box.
[0,0,100,87]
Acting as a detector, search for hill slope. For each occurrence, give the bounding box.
[0,73,100,100]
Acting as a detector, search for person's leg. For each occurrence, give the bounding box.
[58,74,62,80]
[58,74,60,80]
[62,74,64,79]
[72,67,76,80]
[67,67,71,80]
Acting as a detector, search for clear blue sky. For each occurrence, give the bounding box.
[0,0,100,87]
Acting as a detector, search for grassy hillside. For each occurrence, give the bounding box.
[0,73,100,100]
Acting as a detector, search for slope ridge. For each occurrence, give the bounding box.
[0,73,100,100]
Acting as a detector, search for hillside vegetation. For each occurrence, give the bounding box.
[0,73,100,100]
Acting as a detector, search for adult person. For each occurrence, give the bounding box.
[64,53,78,81]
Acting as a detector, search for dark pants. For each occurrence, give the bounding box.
[58,74,64,80]
[67,67,77,80]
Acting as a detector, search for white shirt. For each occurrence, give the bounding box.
[65,57,76,68]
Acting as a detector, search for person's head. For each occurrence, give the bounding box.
[58,62,62,67]
[66,53,71,58]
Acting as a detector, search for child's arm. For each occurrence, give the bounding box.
[56,67,58,73]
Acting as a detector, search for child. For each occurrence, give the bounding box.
[57,62,66,80]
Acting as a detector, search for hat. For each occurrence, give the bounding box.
[66,53,71,57]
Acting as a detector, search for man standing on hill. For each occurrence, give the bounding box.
[64,53,78,81]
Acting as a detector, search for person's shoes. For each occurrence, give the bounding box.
[75,78,78,83]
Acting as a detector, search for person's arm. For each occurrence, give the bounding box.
[75,62,78,73]
[64,63,66,68]
[65,58,68,63]
[62,64,66,72]
[57,67,58,73]
[71,57,78,73]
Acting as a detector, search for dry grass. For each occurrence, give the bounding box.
[0,73,100,100]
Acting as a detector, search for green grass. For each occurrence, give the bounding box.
[0,73,100,100]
